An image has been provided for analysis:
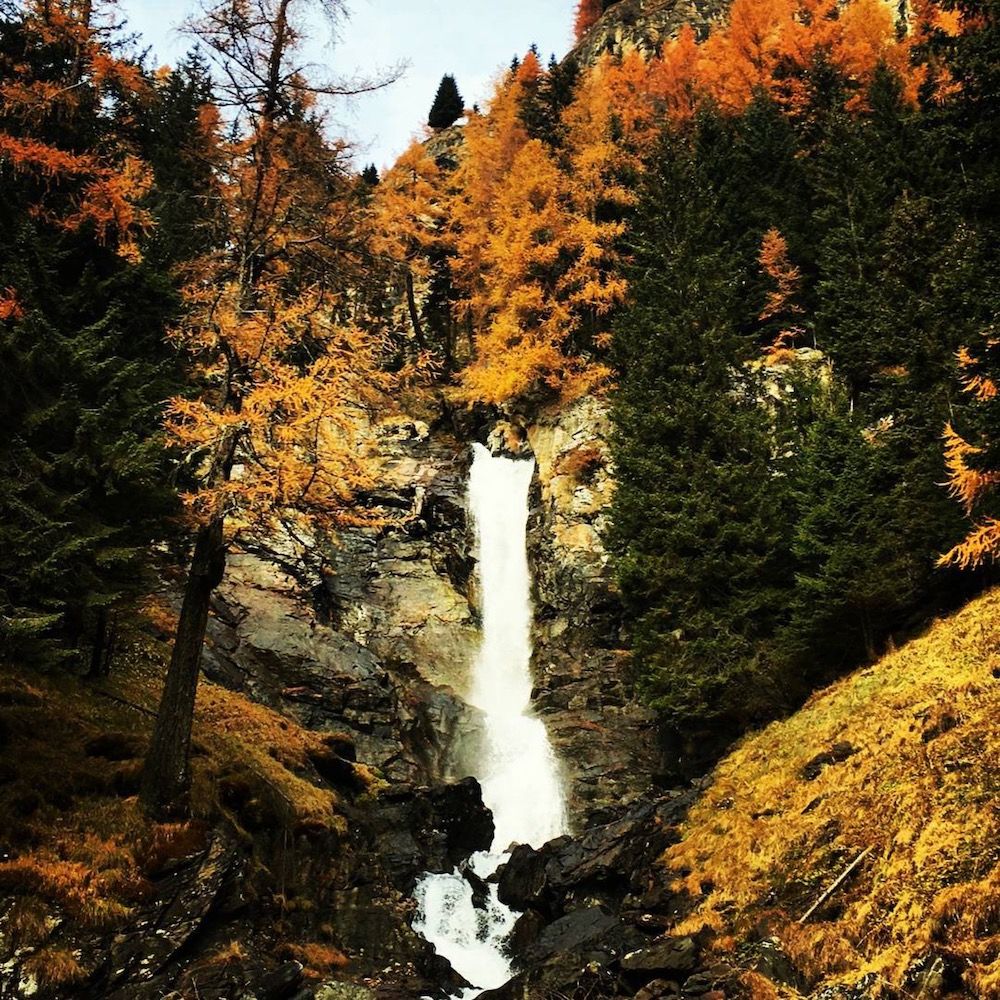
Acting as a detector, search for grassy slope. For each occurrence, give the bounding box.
[0,605,361,993]
[666,587,1000,999]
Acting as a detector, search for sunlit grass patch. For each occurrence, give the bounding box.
[665,588,1000,996]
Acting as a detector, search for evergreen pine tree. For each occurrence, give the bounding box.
[0,11,186,666]
[609,121,795,732]
[519,53,581,145]
[427,73,464,129]
[134,49,222,269]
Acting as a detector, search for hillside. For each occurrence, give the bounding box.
[486,588,1000,999]
[665,587,1000,998]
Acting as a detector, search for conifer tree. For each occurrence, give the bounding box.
[0,0,184,667]
[609,122,794,729]
[139,0,402,820]
[427,73,464,129]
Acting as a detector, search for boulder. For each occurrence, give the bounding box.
[621,937,698,976]
[349,777,493,892]
[259,961,305,999]
[460,860,491,910]
[498,793,694,920]
[520,906,626,966]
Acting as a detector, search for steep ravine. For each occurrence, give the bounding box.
[140,402,673,999]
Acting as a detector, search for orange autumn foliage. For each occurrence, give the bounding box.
[374,0,955,409]
[939,332,1000,570]
[371,141,445,279]
[450,64,618,405]
[0,1,152,248]
[758,228,806,363]
[369,139,448,348]
[574,0,605,41]
[0,288,24,321]
[165,59,396,535]
[516,48,544,84]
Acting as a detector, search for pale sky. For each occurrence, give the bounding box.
[116,1,575,170]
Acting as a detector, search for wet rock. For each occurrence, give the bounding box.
[498,793,694,920]
[681,971,718,996]
[522,398,667,823]
[426,776,495,856]
[315,432,480,695]
[904,954,954,997]
[508,908,547,955]
[621,936,698,976]
[520,905,626,966]
[743,937,804,991]
[349,777,493,892]
[308,747,368,794]
[81,830,244,999]
[483,907,635,998]
[259,961,305,999]
[811,974,880,999]
[460,861,490,910]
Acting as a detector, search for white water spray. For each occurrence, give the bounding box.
[413,443,569,996]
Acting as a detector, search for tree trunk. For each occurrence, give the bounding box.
[405,270,427,349]
[140,516,227,819]
[87,606,108,679]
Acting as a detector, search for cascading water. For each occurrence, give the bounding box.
[412,443,568,997]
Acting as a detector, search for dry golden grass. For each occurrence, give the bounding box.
[665,587,1000,997]
[192,683,344,834]
[4,896,52,949]
[21,946,87,988]
[0,616,363,978]
[204,939,248,967]
[275,940,349,978]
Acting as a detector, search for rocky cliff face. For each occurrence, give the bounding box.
[213,394,664,828]
[172,396,667,995]
[317,421,479,698]
[487,400,666,828]
[571,0,728,66]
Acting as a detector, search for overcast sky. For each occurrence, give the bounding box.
[116,1,574,170]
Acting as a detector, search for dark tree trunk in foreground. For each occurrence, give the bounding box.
[88,607,109,678]
[405,270,427,348]
[140,516,227,819]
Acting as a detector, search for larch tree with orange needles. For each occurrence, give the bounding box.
[574,0,605,42]
[140,0,401,819]
[758,227,806,364]
[939,333,1000,569]
[369,140,447,353]
[449,60,618,407]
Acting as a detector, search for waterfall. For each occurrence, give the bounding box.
[413,443,568,996]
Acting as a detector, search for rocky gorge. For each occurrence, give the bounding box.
[14,394,684,1000]
[182,397,686,999]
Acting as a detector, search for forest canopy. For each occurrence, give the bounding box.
[2,0,999,807]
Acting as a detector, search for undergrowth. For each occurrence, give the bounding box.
[0,602,370,992]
